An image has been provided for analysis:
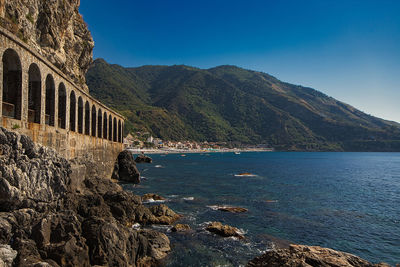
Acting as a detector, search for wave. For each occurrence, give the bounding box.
[183,197,194,201]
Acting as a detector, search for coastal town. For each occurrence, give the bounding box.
[123,131,274,153]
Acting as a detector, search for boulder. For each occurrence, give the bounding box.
[206,222,244,239]
[142,193,165,202]
[135,154,153,163]
[0,244,17,267]
[246,244,391,267]
[148,204,182,225]
[112,150,140,183]
[171,224,191,232]
[0,127,71,211]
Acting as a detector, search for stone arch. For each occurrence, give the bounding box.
[103,112,108,139]
[113,117,117,142]
[118,119,122,143]
[108,114,112,141]
[58,83,67,129]
[97,108,102,138]
[28,63,41,123]
[45,74,55,126]
[91,105,96,137]
[85,101,90,135]
[69,91,76,131]
[2,48,22,119]
[77,96,83,133]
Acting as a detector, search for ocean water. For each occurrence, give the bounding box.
[123,152,400,266]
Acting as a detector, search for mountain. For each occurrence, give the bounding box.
[86,58,400,151]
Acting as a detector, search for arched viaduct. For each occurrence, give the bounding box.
[0,27,124,177]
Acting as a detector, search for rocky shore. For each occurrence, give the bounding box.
[0,127,179,267]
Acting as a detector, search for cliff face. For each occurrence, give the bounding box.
[0,0,93,92]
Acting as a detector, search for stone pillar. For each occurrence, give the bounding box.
[0,47,3,119]
[54,78,59,129]
[21,64,28,123]
[40,73,45,126]
[65,88,70,130]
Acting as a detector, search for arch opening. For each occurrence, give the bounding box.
[113,117,117,142]
[103,112,108,139]
[58,83,67,129]
[77,97,83,133]
[97,109,102,138]
[91,105,96,137]
[70,91,76,131]
[108,115,112,141]
[45,75,55,126]
[28,64,41,123]
[2,49,22,119]
[85,101,90,135]
[118,120,122,143]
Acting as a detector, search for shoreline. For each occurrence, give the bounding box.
[126,148,274,154]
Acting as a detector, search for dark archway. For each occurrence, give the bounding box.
[77,97,83,133]
[58,83,67,129]
[113,117,117,142]
[70,91,76,131]
[118,120,122,143]
[97,108,102,138]
[108,114,112,141]
[28,63,41,123]
[103,112,108,140]
[2,49,22,119]
[45,74,55,126]
[91,105,96,137]
[85,101,90,135]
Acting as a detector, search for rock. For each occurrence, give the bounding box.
[112,150,140,183]
[1,0,94,90]
[206,222,244,239]
[0,128,175,266]
[135,154,153,163]
[216,206,248,213]
[0,244,17,267]
[0,127,71,211]
[171,224,191,232]
[148,204,181,225]
[246,244,392,267]
[142,193,165,202]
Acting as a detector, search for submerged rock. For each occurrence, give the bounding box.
[135,154,153,163]
[217,206,248,213]
[206,222,244,239]
[246,244,391,267]
[112,150,140,183]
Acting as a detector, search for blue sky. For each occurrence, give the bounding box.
[79,0,400,122]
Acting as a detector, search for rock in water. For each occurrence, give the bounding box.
[246,244,391,267]
[112,150,140,183]
[206,222,244,239]
[0,0,94,91]
[135,154,153,163]
[142,193,165,202]
[171,224,191,232]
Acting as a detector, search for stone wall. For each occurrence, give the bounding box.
[0,27,124,178]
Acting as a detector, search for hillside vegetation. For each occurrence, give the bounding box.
[86,59,400,151]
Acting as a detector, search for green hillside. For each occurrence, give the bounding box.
[86,59,400,151]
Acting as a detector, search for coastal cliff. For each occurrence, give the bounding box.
[0,127,177,266]
[0,0,93,91]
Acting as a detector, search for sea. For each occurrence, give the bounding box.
[123,152,400,266]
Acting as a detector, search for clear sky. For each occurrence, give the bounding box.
[79,0,400,123]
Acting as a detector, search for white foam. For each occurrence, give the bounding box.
[155,165,163,168]
[131,223,141,229]
[183,197,194,201]
[142,198,166,204]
